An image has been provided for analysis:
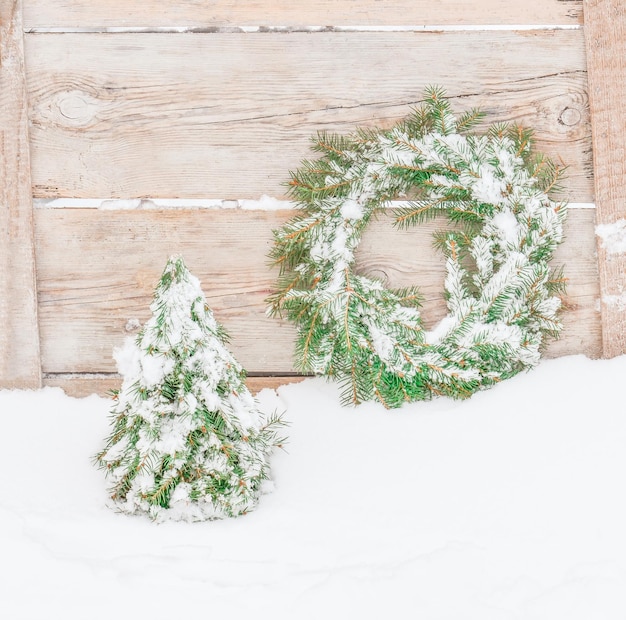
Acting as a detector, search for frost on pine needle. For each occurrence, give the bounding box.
[95,256,286,522]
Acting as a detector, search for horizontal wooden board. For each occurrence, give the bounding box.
[34,208,601,377]
[23,1,583,29]
[25,30,592,201]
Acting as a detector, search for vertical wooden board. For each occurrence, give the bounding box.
[583,0,626,357]
[23,1,583,29]
[24,30,592,200]
[0,0,41,387]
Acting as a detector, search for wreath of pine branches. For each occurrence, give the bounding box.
[268,88,567,408]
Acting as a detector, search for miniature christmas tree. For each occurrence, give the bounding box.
[96,256,285,522]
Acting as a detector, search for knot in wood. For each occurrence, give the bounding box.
[56,90,100,127]
[558,106,581,127]
[367,269,389,286]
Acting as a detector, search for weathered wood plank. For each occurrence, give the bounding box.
[583,0,626,357]
[23,1,583,30]
[42,374,307,399]
[0,0,41,388]
[24,30,592,201]
[34,208,601,377]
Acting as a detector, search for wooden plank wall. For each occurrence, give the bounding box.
[2,0,608,396]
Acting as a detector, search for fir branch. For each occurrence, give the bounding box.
[456,108,487,133]
[394,197,453,228]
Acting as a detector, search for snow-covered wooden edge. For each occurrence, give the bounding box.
[43,374,307,399]
[0,0,41,388]
[32,198,597,211]
[584,0,626,357]
[24,25,583,34]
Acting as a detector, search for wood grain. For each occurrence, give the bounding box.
[34,208,601,378]
[23,1,583,30]
[583,0,626,357]
[24,30,592,201]
[0,0,41,388]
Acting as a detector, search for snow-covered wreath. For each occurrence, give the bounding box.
[269,88,567,407]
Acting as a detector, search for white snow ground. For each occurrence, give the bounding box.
[2,354,626,619]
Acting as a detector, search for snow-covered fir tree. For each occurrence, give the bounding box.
[96,256,285,522]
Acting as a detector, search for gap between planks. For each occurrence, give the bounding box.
[24,25,583,34]
[33,199,596,210]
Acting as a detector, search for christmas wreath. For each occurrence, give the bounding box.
[269,88,567,407]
